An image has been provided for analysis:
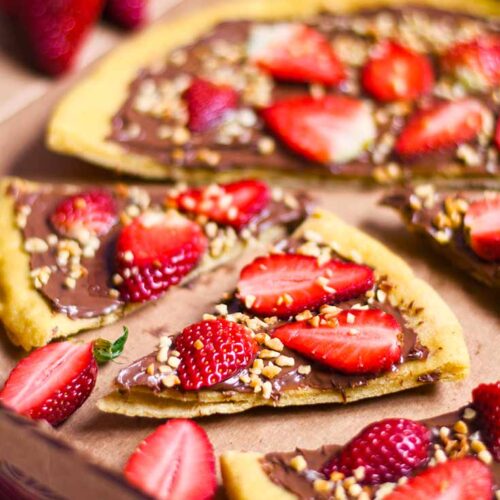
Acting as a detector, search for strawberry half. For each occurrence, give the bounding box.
[237,254,374,318]
[124,419,216,500]
[472,381,500,461]
[463,196,500,261]
[385,457,493,500]
[12,0,104,76]
[104,0,147,30]
[442,34,500,91]
[323,418,431,484]
[115,210,207,303]
[50,189,117,242]
[262,95,376,164]
[0,329,127,426]
[395,98,489,157]
[247,23,345,85]
[272,309,402,374]
[362,40,434,101]
[184,78,238,133]
[176,318,257,390]
[169,180,271,230]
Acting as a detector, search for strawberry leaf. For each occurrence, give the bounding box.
[93,327,129,364]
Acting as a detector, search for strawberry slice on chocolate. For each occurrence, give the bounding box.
[323,418,431,484]
[104,0,147,30]
[262,96,376,164]
[464,196,500,261]
[395,98,490,157]
[175,318,257,390]
[272,309,402,374]
[124,419,217,500]
[472,381,500,461]
[247,23,345,85]
[115,210,207,302]
[184,78,238,133]
[385,457,493,500]
[442,34,500,91]
[169,180,271,230]
[237,253,374,318]
[362,40,434,102]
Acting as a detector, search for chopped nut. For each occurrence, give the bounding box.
[478,449,492,465]
[25,237,49,253]
[262,364,282,379]
[157,347,169,363]
[64,277,76,290]
[159,336,172,349]
[296,310,313,321]
[453,420,468,435]
[146,363,155,376]
[313,479,333,493]
[261,381,273,399]
[462,407,476,420]
[244,295,256,309]
[434,448,447,463]
[289,455,307,472]
[275,355,295,367]
[471,439,487,453]
[265,337,284,351]
[353,466,365,481]
[348,483,363,497]
[161,374,181,388]
[257,136,276,155]
[259,349,280,359]
[298,364,311,375]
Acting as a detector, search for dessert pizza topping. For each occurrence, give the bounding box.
[124,419,217,500]
[472,382,500,461]
[50,190,117,243]
[115,210,208,302]
[104,0,147,30]
[322,418,431,484]
[395,98,490,157]
[237,253,375,318]
[184,77,239,132]
[362,40,434,102]
[169,179,271,230]
[261,95,377,164]
[175,318,257,390]
[247,23,345,85]
[272,309,402,374]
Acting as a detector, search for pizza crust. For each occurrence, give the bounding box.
[97,208,470,418]
[47,0,500,183]
[0,177,286,350]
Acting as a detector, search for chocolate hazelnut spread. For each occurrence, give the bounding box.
[261,409,500,499]
[109,6,500,180]
[8,180,310,319]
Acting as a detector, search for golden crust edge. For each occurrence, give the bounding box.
[97,208,469,418]
[47,0,500,182]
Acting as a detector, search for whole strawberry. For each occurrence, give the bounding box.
[176,318,257,390]
[322,418,431,484]
[104,0,147,30]
[472,381,500,461]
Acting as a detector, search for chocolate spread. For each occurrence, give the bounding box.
[262,409,500,499]
[8,180,310,319]
[109,6,500,180]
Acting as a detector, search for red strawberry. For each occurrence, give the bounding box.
[104,0,147,30]
[262,95,376,164]
[11,0,104,76]
[175,318,257,390]
[247,23,345,85]
[385,457,493,500]
[116,210,207,303]
[362,40,434,101]
[184,78,238,133]
[124,419,216,500]
[0,330,127,426]
[272,309,402,374]
[170,180,271,230]
[395,98,489,157]
[323,418,431,484]
[463,196,500,261]
[51,189,117,241]
[442,34,500,90]
[237,254,374,318]
[472,381,500,460]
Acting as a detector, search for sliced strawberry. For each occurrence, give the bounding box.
[463,196,500,261]
[50,189,117,241]
[395,98,489,157]
[176,318,257,390]
[272,309,402,374]
[362,40,434,101]
[184,78,238,133]
[442,34,500,91]
[12,0,104,76]
[385,457,493,500]
[124,419,216,500]
[247,23,345,85]
[169,180,271,230]
[115,210,207,303]
[0,330,127,426]
[262,95,376,164]
[472,381,500,460]
[104,0,147,30]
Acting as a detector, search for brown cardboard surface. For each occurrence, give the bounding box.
[0,0,498,498]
